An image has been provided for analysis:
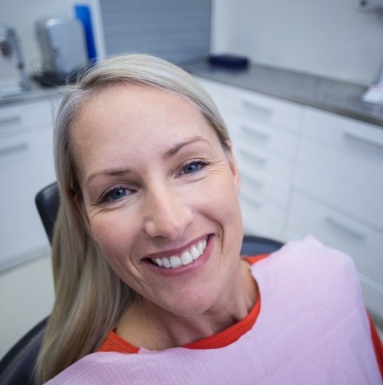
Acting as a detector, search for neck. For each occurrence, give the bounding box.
[116,260,257,350]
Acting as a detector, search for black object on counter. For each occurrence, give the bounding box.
[33,62,95,87]
[208,54,249,70]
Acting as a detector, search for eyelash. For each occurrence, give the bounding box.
[98,160,209,204]
[178,159,209,177]
[100,185,132,203]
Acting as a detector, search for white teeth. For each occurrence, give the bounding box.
[151,238,208,268]
[181,251,193,265]
[155,258,163,267]
[190,246,199,260]
[162,258,171,268]
[170,256,182,268]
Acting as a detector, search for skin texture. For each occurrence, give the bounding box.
[72,84,258,350]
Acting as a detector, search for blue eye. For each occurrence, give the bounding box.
[102,186,129,203]
[181,160,208,175]
[109,188,127,200]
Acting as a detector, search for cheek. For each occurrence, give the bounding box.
[198,173,243,231]
[88,212,137,264]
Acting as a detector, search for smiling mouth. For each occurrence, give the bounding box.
[150,238,208,269]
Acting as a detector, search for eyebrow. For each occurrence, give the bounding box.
[164,136,212,159]
[85,136,212,186]
[86,168,131,186]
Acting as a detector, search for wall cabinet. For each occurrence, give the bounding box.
[0,99,56,272]
[195,76,383,322]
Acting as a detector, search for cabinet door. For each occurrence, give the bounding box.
[300,108,383,198]
[297,108,383,232]
[0,100,55,272]
[0,100,52,137]
[287,191,383,321]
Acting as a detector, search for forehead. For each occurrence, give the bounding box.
[73,83,207,140]
[71,84,220,178]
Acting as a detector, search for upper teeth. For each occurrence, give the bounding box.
[152,239,207,269]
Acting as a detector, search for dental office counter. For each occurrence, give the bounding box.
[183,60,383,127]
[185,60,383,323]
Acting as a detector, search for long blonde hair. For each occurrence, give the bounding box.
[35,54,230,384]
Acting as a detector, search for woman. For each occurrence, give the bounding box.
[36,54,383,384]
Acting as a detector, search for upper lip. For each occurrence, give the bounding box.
[142,235,209,260]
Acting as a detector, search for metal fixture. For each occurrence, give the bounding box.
[0,24,30,91]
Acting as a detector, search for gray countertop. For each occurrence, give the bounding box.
[2,62,383,127]
[183,60,383,127]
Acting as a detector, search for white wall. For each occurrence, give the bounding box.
[0,0,106,83]
[211,0,383,86]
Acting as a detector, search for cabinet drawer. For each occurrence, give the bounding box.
[295,163,383,231]
[287,191,383,319]
[195,76,302,132]
[302,107,383,149]
[300,108,383,195]
[0,100,52,137]
[240,163,290,207]
[223,112,299,159]
[0,127,54,189]
[298,137,383,197]
[221,85,302,132]
[240,191,286,240]
[234,140,294,182]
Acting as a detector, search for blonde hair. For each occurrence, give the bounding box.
[35,54,230,384]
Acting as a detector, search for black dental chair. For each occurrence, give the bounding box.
[0,182,283,385]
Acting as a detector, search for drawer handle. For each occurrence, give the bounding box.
[241,100,273,119]
[241,173,264,189]
[239,149,268,166]
[240,125,270,142]
[325,216,367,240]
[343,131,383,151]
[0,142,28,156]
[0,115,21,128]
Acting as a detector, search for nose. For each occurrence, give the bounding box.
[143,184,192,240]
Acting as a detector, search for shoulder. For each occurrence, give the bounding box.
[254,235,356,273]
[250,236,360,299]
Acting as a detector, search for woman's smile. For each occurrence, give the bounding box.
[72,83,245,317]
[147,235,209,268]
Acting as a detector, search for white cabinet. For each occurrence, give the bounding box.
[0,99,56,272]
[195,77,303,240]
[195,76,383,321]
[287,107,383,321]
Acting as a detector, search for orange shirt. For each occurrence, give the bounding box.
[98,254,383,378]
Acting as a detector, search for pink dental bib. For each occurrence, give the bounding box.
[45,236,382,384]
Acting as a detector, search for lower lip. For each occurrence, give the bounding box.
[144,235,215,277]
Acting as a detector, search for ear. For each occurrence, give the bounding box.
[224,139,241,194]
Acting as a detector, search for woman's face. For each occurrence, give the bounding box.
[72,84,243,316]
